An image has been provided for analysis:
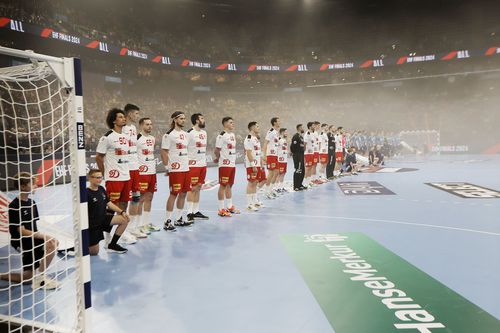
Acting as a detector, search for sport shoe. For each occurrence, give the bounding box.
[119,231,137,245]
[227,206,241,214]
[163,220,177,232]
[265,193,275,199]
[246,204,259,211]
[175,217,193,227]
[218,209,232,217]
[147,223,161,232]
[107,243,128,254]
[254,201,265,208]
[193,211,209,220]
[130,228,147,239]
[140,226,151,235]
[187,213,195,224]
[33,275,59,290]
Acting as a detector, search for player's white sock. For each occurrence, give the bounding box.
[218,200,225,210]
[142,211,150,227]
[166,210,173,221]
[175,208,184,220]
[130,215,137,231]
[247,194,253,206]
[265,184,272,194]
[193,201,199,213]
[227,198,233,208]
[187,201,194,214]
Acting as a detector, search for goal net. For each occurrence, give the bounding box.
[0,47,89,332]
[399,130,441,155]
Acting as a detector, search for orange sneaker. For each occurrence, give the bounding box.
[227,206,241,214]
[218,209,232,217]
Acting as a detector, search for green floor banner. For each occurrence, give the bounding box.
[281,233,500,333]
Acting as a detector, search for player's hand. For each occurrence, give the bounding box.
[252,166,257,173]
[213,158,219,164]
[122,212,130,222]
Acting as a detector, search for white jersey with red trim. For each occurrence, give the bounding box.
[123,124,138,170]
[96,130,130,181]
[137,134,156,175]
[278,137,288,163]
[312,131,320,153]
[265,128,280,156]
[303,131,315,155]
[244,134,262,168]
[161,128,189,172]
[215,131,236,168]
[319,132,329,154]
[187,128,207,167]
[334,134,343,152]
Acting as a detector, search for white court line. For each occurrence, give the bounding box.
[151,209,500,237]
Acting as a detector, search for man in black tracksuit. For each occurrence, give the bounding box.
[290,124,306,190]
[326,125,336,179]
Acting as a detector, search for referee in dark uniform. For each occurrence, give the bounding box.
[326,125,336,179]
[290,124,306,190]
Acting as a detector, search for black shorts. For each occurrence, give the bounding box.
[89,214,113,246]
[20,239,45,271]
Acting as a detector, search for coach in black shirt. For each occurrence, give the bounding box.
[290,124,306,190]
[326,125,337,179]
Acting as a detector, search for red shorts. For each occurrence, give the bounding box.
[319,153,328,165]
[278,163,287,174]
[313,152,319,165]
[335,152,344,163]
[246,167,266,182]
[189,166,207,186]
[106,180,131,203]
[129,169,141,193]
[139,174,157,193]
[219,167,236,186]
[304,154,314,168]
[266,155,278,170]
[169,171,191,195]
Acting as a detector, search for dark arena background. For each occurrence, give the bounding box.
[0,0,499,332]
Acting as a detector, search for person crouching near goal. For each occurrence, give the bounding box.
[161,111,192,230]
[1,173,59,290]
[244,121,265,211]
[87,169,130,254]
[214,117,240,217]
[136,117,161,233]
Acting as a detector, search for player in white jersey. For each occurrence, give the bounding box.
[276,128,289,192]
[214,117,239,217]
[334,126,344,176]
[311,121,321,184]
[186,113,209,223]
[302,122,315,187]
[161,111,191,230]
[123,104,147,239]
[318,123,330,182]
[262,117,281,199]
[96,109,135,245]
[244,121,266,211]
[136,117,161,234]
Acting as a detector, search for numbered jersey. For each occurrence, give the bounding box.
[96,130,130,181]
[123,124,138,170]
[244,135,261,168]
[215,131,236,167]
[161,128,189,172]
[187,128,207,167]
[137,134,156,175]
[335,134,343,152]
[278,138,288,163]
[265,128,279,156]
[312,131,320,153]
[303,131,315,155]
[319,132,329,154]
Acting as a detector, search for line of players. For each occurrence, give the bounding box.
[90,104,349,254]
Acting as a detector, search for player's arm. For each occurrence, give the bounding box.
[160,148,170,175]
[95,153,105,174]
[214,135,222,163]
[245,149,257,172]
[213,147,221,164]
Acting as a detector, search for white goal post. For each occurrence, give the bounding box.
[0,46,90,332]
